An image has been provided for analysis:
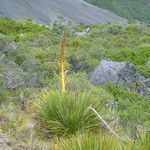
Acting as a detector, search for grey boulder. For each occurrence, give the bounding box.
[89,60,149,96]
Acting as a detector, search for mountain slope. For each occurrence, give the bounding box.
[85,0,150,23]
[0,18,150,149]
[0,0,126,24]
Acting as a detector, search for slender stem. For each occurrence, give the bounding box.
[88,106,126,142]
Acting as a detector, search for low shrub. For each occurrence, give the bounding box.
[0,90,6,104]
[107,45,150,66]
[137,65,150,77]
[103,83,150,136]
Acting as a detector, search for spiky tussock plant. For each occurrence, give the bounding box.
[36,91,104,136]
[52,133,123,150]
[52,132,150,150]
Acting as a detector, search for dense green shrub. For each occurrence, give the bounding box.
[107,45,150,66]
[137,65,150,78]
[52,23,64,35]
[85,0,150,22]
[0,17,48,41]
[104,83,150,128]
[0,90,6,104]
[7,51,27,65]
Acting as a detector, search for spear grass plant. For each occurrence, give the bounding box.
[36,29,121,139]
[52,132,150,150]
[52,133,123,150]
[36,90,105,136]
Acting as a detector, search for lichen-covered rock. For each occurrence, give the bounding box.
[26,75,39,88]
[0,34,17,52]
[0,67,25,89]
[89,60,149,96]
[0,53,6,64]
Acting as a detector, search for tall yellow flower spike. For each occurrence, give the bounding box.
[60,29,67,93]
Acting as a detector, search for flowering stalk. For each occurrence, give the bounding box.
[60,29,67,93]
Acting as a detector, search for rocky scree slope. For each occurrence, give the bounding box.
[0,0,126,25]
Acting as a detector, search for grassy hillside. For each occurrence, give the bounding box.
[0,17,150,149]
[85,0,150,23]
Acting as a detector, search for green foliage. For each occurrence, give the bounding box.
[65,73,113,101]
[35,48,47,60]
[0,90,6,105]
[5,50,27,65]
[0,17,48,41]
[52,23,64,35]
[104,83,150,127]
[140,36,150,44]
[36,91,106,136]
[137,65,150,77]
[85,0,150,22]
[53,132,150,150]
[0,17,45,35]
[108,45,150,65]
[0,77,5,86]
[65,23,150,77]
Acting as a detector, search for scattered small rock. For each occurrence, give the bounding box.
[75,28,91,36]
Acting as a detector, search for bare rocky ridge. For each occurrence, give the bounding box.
[0,0,126,25]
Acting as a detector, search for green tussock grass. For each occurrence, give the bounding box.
[52,132,150,150]
[36,90,110,136]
